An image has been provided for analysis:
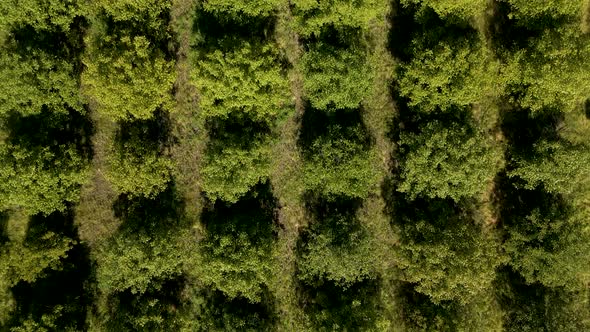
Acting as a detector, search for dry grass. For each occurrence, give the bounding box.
[169,0,207,222]
[74,110,120,249]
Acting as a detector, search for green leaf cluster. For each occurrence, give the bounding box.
[193,192,277,303]
[395,201,504,304]
[0,138,89,215]
[0,0,83,31]
[0,44,83,116]
[303,122,379,199]
[83,33,175,120]
[505,0,583,20]
[291,0,387,36]
[201,0,284,17]
[192,41,291,124]
[298,204,379,286]
[397,120,502,201]
[398,38,501,112]
[502,25,590,114]
[201,134,272,204]
[400,0,488,20]
[301,44,374,110]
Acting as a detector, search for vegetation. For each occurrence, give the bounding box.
[1,0,589,330]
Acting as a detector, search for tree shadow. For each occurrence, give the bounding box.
[7,19,87,74]
[8,209,93,331]
[297,104,372,159]
[112,182,186,232]
[388,1,477,62]
[99,7,174,59]
[192,288,277,330]
[192,8,276,51]
[205,115,272,151]
[499,107,562,163]
[0,211,9,245]
[3,108,94,162]
[299,278,381,331]
[486,0,570,54]
[301,194,364,244]
[300,24,364,49]
[395,281,460,331]
[104,277,187,331]
[115,109,173,154]
[201,181,278,240]
[493,267,550,332]
[389,84,474,137]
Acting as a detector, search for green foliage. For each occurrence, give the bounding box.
[95,191,194,296]
[195,191,277,303]
[502,25,590,114]
[291,0,386,36]
[201,0,284,17]
[9,306,66,332]
[397,119,502,201]
[180,288,276,331]
[0,42,83,116]
[0,0,82,31]
[301,44,373,110]
[398,39,500,112]
[201,134,272,203]
[191,41,291,123]
[503,196,590,288]
[105,122,173,198]
[83,32,175,120]
[509,140,590,195]
[495,270,590,332]
[0,122,89,215]
[395,200,504,304]
[400,0,487,20]
[506,0,583,20]
[92,0,171,34]
[106,150,173,199]
[302,280,380,331]
[298,201,378,286]
[96,227,190,296]
[302,122,379,199]
[1,233,74,287]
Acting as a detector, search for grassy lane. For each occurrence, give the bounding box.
[170,0,207,222]
[271,3,308,330]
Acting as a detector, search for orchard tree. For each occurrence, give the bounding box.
[397,119,502,201]
[300,43,374,110]
[297,198,379,287]
[302,119,380,199]
[83,30,175,120]
[95,192,194,296]
[201,137,272,204]
[0,31,83,116]
[200,117,274,203]
[503,192,590,288]
[91,0,171,35]
[397,37,500,112]
[106,118,174,199]
[0,112,90,215]
[400,0,487,21]
[394,199,504,304]
[291,0,386,36]
[201,0,284,17]
[193,189,277,303]
[505,0,583,21]
[508,140,590,195]
[191,40,291,124]
[0,0,83,32]
[502,24,590,114]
